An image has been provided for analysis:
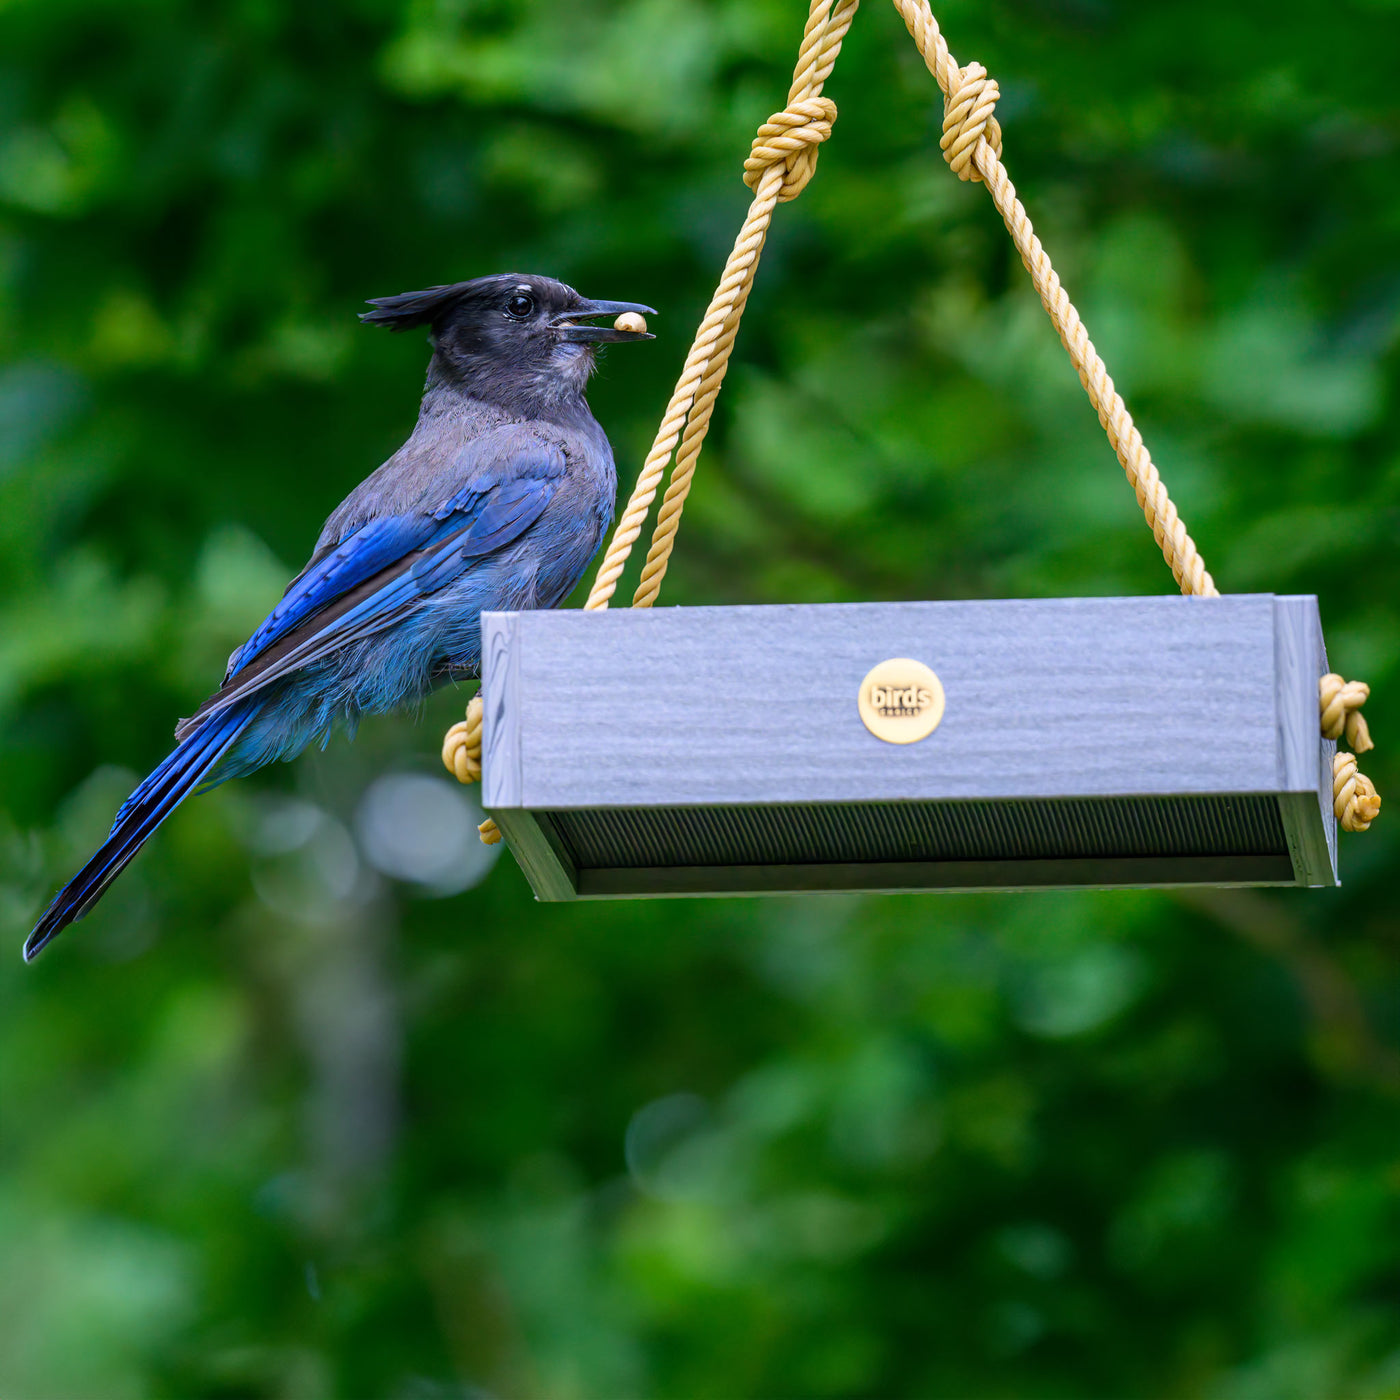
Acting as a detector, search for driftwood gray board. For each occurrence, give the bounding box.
[479,595,1337,899]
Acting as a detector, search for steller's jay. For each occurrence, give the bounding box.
[25,273,654,960]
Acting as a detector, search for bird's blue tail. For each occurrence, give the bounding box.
[24,700,259,961]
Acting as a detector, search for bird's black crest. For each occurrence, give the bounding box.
[359,282,474,332]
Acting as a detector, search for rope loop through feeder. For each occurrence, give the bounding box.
[1321,674,1381,833]
[442,0,1382,842]
[441,694,500,844]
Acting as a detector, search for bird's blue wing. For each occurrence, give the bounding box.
[230,430,566,679]
[227,513,431,679]
[410,477,558,591]
[179,441,564,738]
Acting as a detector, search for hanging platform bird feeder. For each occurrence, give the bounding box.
[443,0,1381,897]
[477,595,1337,898]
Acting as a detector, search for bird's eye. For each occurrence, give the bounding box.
[505,293,535,319]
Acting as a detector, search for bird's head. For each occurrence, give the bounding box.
[361,273,654,413]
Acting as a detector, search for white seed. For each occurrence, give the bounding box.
[613,312,648,335]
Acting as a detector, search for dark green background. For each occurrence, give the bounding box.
[1,1,1397,1395]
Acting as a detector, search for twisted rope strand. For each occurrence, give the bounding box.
[628,164,785,608]
[632,169,783,607]
[890,0,1216,598]
[594,0,1217,606]
[584,0,858,610]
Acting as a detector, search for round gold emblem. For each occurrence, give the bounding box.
[857,658,946,744]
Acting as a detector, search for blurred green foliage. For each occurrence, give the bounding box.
[1,0,1398,1395]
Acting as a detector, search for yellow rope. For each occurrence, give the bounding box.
[893,0,1216,597]
[441,697,482,783]
[584,1,856,611]
[1321,674,1380,832]
[1334,752,1381,833]
[1320,674,1374,753]
[441,694,501,844]
[443,0,1380,840]
[586,0,1215,604]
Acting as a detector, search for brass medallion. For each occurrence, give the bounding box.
[857,658,945,744]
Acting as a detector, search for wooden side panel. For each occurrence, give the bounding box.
[481,611,522,810]
[494,596,1281,810]
[1273,595,1337,886]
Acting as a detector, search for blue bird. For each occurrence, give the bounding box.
[25,273,654,960]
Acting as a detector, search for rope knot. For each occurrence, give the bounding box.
[441,694,502,845]
[941,61,1002,182]
[1334,752,1382,832]
[1320,673,1374,753]
[744,96,838,203]
[441,696,482,784]
[1320,674,1381,835]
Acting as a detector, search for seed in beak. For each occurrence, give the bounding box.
[613,312,648,335]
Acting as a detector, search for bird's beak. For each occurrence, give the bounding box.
[551,299,657,343]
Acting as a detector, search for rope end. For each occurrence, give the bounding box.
[1348,713,1375,755]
